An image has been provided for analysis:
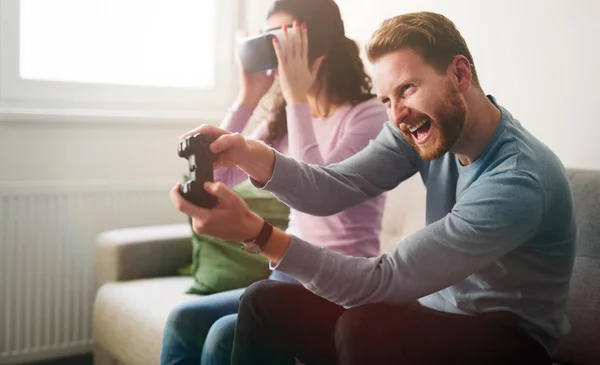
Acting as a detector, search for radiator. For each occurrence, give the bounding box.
[0,181,185,364]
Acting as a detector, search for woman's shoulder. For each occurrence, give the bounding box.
[345,97,388,125]
[349,97,386,117]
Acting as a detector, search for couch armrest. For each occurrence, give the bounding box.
[94,223,192,289]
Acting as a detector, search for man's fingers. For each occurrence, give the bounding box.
[191,218,207,236]
[204,181,237,203]
[210,132,245,154]
[170,183,211,219]
[178,124,229,142]
[178,124,220,141]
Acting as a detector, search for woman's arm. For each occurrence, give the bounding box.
[285,100,388,165]
[213,103,273,187]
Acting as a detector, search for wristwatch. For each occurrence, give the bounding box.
[241,220,273,253]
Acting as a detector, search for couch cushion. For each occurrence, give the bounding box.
[93,277,199,365]
[553,169,600,365]
[183,179,290,295]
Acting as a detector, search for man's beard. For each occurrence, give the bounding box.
[401,82,467,161]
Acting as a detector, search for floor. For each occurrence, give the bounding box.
[29,353,93,365]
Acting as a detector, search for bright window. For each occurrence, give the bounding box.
[0,0,238,122]
[20,0,216,89]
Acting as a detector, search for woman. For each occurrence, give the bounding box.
[160,0,388,364]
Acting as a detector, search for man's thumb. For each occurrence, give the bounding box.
[211,133,244,154]
[204,182,235,201]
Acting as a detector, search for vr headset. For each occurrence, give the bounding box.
[237,25,293,73]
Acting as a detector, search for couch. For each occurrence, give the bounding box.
[92,169,600,365]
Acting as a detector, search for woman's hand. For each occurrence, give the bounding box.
[273,20,326,105]
[237,30,276,110]
[171,181,263,241]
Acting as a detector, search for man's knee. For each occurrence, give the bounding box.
[335,305,378,346]
[335,304,410,349]
[335,304,416,364]
[239,279,285,316]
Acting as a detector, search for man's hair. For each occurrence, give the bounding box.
[366,12,481,88]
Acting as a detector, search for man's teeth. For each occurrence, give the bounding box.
[409,120,428,133]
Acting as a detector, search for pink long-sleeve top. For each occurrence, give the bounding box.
[215,98,388,257]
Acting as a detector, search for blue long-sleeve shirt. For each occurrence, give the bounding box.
[255,96,576,353]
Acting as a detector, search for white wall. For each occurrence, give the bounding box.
[122,0,599,173]
[0,0,261,185]
[244,0,277,33]
[0,0,596,223]
[0,1,595,205]
[336,0,600,170]
[0,6,245,361]
[0,121,193,183]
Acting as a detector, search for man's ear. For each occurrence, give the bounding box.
[451,55,473,93]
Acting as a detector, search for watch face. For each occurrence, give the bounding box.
[242,242,262,254]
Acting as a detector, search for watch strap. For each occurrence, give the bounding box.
[244,220,273,249]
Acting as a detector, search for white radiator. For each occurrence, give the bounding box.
[0,181,185,364]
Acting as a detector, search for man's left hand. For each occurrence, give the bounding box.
[170,181,263,242]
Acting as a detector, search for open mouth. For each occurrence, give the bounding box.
[409,120,432,144]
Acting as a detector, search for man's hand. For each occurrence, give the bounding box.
[170,181,263,241]
[178,124,248,170]
[178,124,277,184]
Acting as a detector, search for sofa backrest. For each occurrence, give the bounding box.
[553,169,600,365]
[379,169,600,364]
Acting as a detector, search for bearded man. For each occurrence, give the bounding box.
[171,11,575,365]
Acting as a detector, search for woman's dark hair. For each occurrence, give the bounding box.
[261,0,375,145]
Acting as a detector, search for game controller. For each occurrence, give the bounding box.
[177,133,218,209]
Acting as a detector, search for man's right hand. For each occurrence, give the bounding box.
[178,124,276,185]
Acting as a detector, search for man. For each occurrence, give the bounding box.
[171,11,575,365]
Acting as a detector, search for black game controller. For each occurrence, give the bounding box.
[178,133,218,209]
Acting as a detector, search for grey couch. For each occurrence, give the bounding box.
[92,169,600,365]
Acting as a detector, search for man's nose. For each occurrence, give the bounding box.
[391,102,410,125]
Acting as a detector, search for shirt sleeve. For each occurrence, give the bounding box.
[214,104,277,187]
[285,101,388,165]
[272,170,546,308]
[253,122,420,216]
